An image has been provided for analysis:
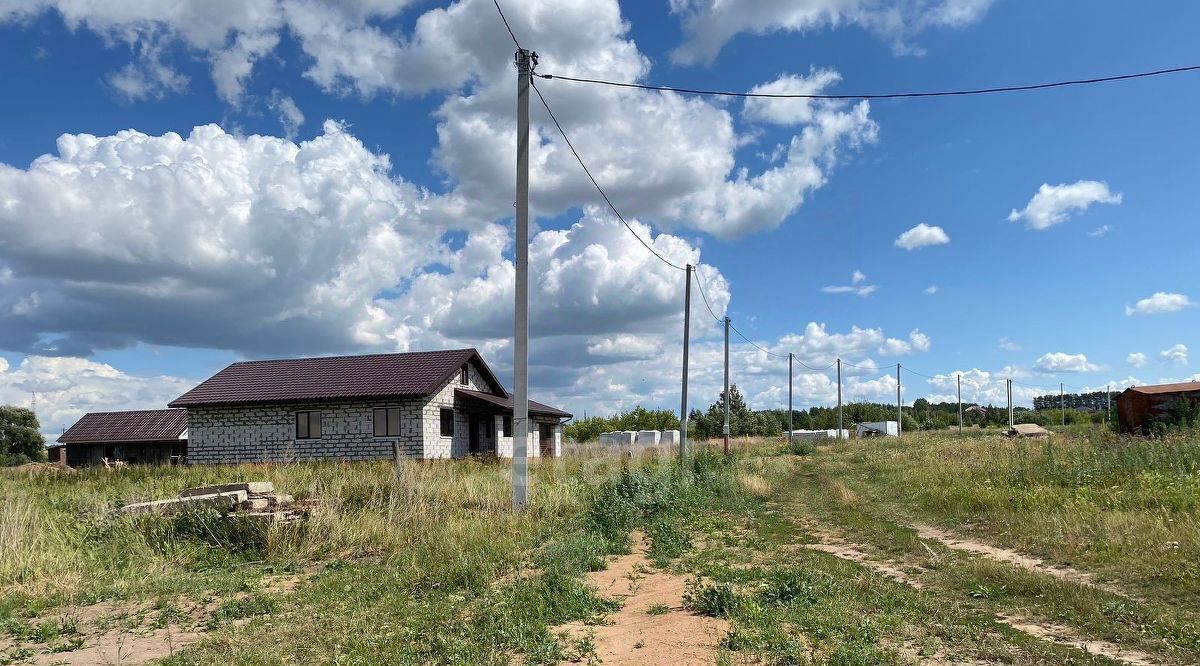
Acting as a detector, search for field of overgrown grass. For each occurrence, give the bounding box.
[1,445,759,664]
[811,427,1200,606]
[4,430,1200,664]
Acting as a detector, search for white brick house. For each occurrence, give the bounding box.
[169,349,570,464]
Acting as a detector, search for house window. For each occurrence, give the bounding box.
[373,407,401,437]
[296,411,322,439]
[440,408,454,437]
[502,415,512,437]
[460,364,469,385]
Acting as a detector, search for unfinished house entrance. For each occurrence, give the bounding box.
[468,415,481,455]
[539,423,554,458]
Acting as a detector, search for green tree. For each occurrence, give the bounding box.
[0,406,46,464]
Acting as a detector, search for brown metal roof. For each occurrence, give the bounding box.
[455,388,573,419]
[169,348,507,407]
[1121,381,1200,396]
[58,409,188,444]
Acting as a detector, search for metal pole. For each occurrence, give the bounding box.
[1106,384,1111,427]
[1007,379,1013,430]
[679,265,692,460]
[896,363,902,437]
[1060,382,1065,427]
[836,358,843,439]
[512,48,535,511]
[788,353,793,445]
[957,374,963,436]
[723,316,731,455]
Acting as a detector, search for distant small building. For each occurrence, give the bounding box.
[788,429,849,440]
[54,408,188,466]
[1116,382,1200,434]
[856,421,899,437]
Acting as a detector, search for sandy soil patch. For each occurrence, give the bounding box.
[911,523,1131,597]
[996,615,1158,666]
[797,522,925,589]
[555,533,728,665]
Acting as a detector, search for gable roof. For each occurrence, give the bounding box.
[169,348,506,408]
[59,409,188,444]
[454,388,573,419]
[1121,381,1200,396]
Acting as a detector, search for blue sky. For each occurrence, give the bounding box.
[0,0,1197,433]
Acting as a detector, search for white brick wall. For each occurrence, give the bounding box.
[186,358,564,464]
[187,399,423,465]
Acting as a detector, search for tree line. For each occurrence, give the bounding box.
[566,385,1123,443]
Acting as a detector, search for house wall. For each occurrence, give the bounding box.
[186,399,426,464]
[186,358,498,464]
[421,360,492,459]
[493,417,562,458]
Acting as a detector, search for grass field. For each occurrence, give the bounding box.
[2,429,1198,664]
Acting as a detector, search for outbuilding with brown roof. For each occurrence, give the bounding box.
[53,408,188,466]
[1115,381,1200,434]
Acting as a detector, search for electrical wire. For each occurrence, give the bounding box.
[729,321,789,359]
[530,79,688,272]
[534,64,1200,101]
[491,0,523,50]
[900,365,940,379]
[690,269,724,323]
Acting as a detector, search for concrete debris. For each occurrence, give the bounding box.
[120,481,308,523]
[179,481,274,498]
[1008,423,1052,438]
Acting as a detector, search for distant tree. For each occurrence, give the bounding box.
[0,406,46,464]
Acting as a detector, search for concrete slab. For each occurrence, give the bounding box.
[179,481,273,498]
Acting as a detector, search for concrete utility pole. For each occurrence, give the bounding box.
[957,374,963,436]
[896,364,902,437]
[1106,384,1112,426]
[679,264,692,460]
[1007,379,1014,430]
[1060,382,1065,427]
[723,316,731,455]
[512,47,536,511]
[836,358,843,440]
[788,353,793,445]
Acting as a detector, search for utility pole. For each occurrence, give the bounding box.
[679,264,692,460]
[788,353,793,445]
[957,374,963,436]
[1007,379,1014,430]
[836,358,843,440]
[896,363,902,437]
[1106,384,1111,427]
[512,47,536,511]
[1060,382,1065,427]
[723,316,731,455]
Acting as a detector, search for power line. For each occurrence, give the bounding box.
[530,79,688,272]
[534,64,1200,101]
[491,0,522,50]
[729,321,789,359]
[691,269,724,323]
[901,365,940,379]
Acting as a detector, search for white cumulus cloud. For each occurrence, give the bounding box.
[1007,180,1121,230]
[1034,352,1102,373]
[669,0,994,65]
[1161,344,1188,366]
[894,223,950,250]
[1125,292,1194,316]
[822,270,876,297]
[1127,352,1147,368]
